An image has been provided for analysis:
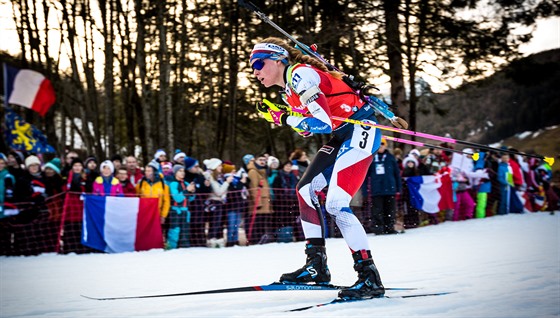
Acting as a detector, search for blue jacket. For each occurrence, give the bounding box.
[366,150,402,196]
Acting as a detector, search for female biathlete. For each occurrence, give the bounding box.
[250,37,385,299]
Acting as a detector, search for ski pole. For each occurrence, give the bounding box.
[330,115,554,166]
[382,135,484,160]
[262,100,554,166]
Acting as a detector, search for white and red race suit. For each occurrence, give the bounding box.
[282,63,383,252]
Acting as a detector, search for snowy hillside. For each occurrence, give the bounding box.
[1,212,559,317]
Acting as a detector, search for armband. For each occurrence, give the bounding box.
[299,86,322,105]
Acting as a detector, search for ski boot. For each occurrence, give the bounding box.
[338,250,385,299]
[279,239,331,285]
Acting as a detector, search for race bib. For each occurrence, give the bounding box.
[349,121,376,154]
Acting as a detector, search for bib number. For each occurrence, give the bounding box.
[350,122,376,154]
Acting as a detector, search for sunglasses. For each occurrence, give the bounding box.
[251,59,265,71]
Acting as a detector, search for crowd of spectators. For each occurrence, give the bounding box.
[0,140,558,253]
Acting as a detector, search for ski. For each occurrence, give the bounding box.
[81,282,416,300]
[287,291,457,312]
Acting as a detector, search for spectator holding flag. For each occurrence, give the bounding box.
[136,161,170,224]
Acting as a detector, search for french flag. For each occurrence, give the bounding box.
[406,174,454,213]
[82,195,164,253]
[3,64,56,116]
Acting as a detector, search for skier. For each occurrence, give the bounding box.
[250,37,385,299]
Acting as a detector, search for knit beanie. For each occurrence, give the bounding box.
[183,156,199,170]
[173,149,186,163]
[403,155,419,167]
[147,160,160,171]
[161,161,173,171]
[154,149,167,160]
[222,161,235,174]
[85,156,97,167]
[0,153,7,163]
[44,158,62,174]
[173,164,185,175]
[242,154,254,166]
[100,160,115,174]
[71,157,84,168]
[203,158,222,171]
[267,156,280,168]
[25,155,41,168]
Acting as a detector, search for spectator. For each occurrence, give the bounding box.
[161,161,174,183]
[497,152,513,215]
[111,155,123,174]
[223,163,248,247]
[92,160,123,196]
[66,157,87,192]
[271,161,299,242]
[154,149,167,169]
[473,152,492,218]
[247,154,273,245]
[84,156,99,192]
[14,155,47,204]
[61,150,79,178]
[167,164,196,249]
[364,138,402,235]
[136,161,170,224]
[183,156,212,247]
[125,155,144,187]
[173,149,186,165]
[203,158,233,248]
[423,148,447,175]
[402,155,421,228]
[43,158,64,197]
[267,156,280,187]
[242,154,254,172]
[6,151,25,180]
[116,167,136,195]
[289,149,309,179]
[0,153,16,218]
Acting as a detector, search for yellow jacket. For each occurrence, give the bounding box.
[135,176,171,218]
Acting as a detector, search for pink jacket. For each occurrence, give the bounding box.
[92,176,124,196]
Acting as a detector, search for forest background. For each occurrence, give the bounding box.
[0,0,559,165]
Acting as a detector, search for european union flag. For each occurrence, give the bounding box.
[4,109,55,153]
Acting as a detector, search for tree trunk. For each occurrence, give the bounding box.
[135,0,154,161]
[383,0,407,123]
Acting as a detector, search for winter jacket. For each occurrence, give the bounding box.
[169,179,195,214]
[247,161,271,214]
[127,169,144,187]
[93,176,124,196]
[136,175,171,218]
[0,169,15,205]
[366,150,402,196]
[205,172,230,203]
[66,172,87,192]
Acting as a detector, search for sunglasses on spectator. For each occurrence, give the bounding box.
[251,59,265,71]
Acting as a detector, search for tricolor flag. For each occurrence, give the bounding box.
[3,63,56,116]
[406,174,454,213]
[82,195,164,253]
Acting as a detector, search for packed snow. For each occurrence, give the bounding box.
[1,212,559,317]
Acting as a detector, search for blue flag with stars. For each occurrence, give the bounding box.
[4,109,55,153]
